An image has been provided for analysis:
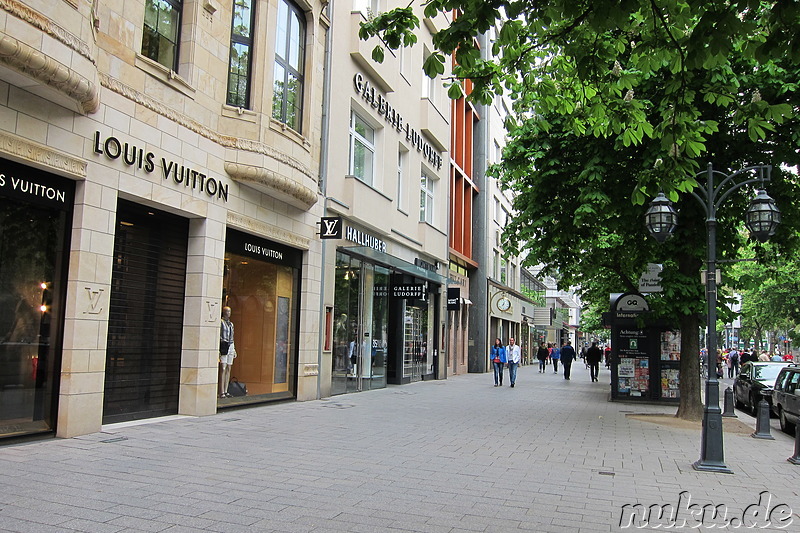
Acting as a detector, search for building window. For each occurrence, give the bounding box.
[500,258,507,285]
[420,173,434,224]
[227,0,256,108]
[349,112,375,185]
[397,148,406,210]
[142,0,182,70]
[272,0,305,132]
[353,0,380,18]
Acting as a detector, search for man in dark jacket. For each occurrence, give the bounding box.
[586,342,603,382]
[560,341,576,380]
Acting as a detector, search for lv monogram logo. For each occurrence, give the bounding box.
[207,300,219,322]
[85,287,104,314]
[319,217,342,239]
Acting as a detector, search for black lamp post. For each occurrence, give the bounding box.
[645,163,780,474]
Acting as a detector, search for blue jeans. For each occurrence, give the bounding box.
[538,359,546,372]
[493,361,504,385]
[508,362,519,385]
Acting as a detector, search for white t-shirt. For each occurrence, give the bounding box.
[507,344,521,363]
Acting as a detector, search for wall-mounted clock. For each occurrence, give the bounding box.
[497,296,511,312]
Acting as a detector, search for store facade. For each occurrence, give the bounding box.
[321,5,452,396]
[328,225,446,394]
[0,0,326,439]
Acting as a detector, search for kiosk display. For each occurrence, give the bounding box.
[660,331,681,398]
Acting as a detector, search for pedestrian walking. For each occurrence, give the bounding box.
[551,342,561,374]
[490,338,507,387]
[561,340,576,380]
[536,342,549,373]
[585,341,603,382]
[604,345,612,368]
[507,337,521,388]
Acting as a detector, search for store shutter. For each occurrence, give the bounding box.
[103,200,188,424]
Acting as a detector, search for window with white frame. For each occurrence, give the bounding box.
[422,48,438,108]
[397,147,406,211]
[353,0,380,18]
[420,172,434,224]
[349,112,375,185]
[399,45,409,80]
[142,0,182,70]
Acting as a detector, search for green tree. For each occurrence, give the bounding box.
[362,1,800,420]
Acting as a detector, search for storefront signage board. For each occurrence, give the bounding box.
[0,157,74,210]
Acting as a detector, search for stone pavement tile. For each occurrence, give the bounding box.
[57,518,126,533]
[0,503,74,527]
[103,515,174,532]
[0,517,82,533]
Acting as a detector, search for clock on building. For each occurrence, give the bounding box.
[497,296,511,312]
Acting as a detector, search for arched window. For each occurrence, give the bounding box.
[272,0,306,133]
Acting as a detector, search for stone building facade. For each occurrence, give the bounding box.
[0,0,327,439]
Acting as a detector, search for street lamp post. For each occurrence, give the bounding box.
[644,163,780,474]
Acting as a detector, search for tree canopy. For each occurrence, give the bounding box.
[362,0,800,419]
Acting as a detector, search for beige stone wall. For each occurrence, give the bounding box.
[0,0,326,437]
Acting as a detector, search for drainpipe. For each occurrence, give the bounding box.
[316,0,334,400]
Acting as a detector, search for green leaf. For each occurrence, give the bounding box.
[371,46,385,63]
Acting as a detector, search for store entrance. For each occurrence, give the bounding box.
[103,201,188,424]
[403,304,430,382]
[332,252,388,395]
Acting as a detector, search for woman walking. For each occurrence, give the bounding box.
[490,338,507,386]
[537,342,549,373]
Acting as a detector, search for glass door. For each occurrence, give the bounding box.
[332,253,361,395]
[366,266,389,390]
[403,304,428,382]
[332,255,389,395]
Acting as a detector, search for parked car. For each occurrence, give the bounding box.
[772,364,800,434]
[733,361,790,416]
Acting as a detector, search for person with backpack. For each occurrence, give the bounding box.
[727,349,740,378]
[561,341,577,380]
[585,342,603,382]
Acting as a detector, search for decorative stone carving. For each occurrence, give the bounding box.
[226,212,311,250]
[225,162,317,210]
[100,74,317,186]
[0,0,94,63]
[302,363,319,377]
[0,131,87,178]
[0,34,99,113]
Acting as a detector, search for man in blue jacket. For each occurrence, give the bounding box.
[560,341,576,380]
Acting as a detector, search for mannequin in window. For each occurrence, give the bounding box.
[219,306,237,398]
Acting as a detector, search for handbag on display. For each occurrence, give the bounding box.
[227,378,247,397]
[220,340,230,355]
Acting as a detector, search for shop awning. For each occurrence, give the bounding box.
[340,246,447,284]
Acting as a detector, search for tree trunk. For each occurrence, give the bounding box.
[676,312,704,420]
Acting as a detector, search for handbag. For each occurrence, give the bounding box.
[227,377,247,397]
[220,340,230,355]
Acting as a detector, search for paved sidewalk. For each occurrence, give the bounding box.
[1,363,797,532]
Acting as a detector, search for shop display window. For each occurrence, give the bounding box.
[220,249,299,402]
[0,196,69,437]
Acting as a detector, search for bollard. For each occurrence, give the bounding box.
[722,387,737,418]
[751,391,775,440]
[789,423,800,465]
